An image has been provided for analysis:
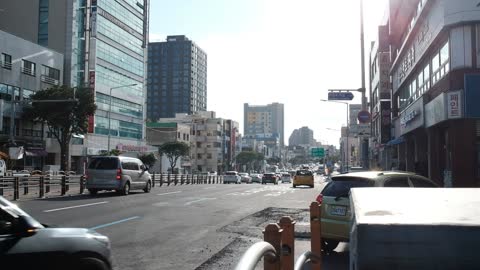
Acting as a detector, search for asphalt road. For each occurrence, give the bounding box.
[15,175,348,270]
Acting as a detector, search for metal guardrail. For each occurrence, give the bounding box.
[151,173,224,187]
[234,242,277,270]
[234,203,322,270]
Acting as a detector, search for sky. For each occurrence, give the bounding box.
[149,0,389,147]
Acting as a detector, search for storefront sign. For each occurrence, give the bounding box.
[398,96,424,136]
[425,93,446,128]
[447,91,462,119]
[116,143,148,152]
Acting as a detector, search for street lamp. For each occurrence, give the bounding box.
[320,99,349,172]
[107,83,138,152]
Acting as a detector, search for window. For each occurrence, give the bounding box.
[197,153,202,159]
[22,89,34,100]
[207,153,212,159]
[22,60,36,76]
[0,209,16,235]
[1,53,12,70]
[42,65,60,80]
[432,41,449,85]
[88,157,119,170]
[408,177,437,187]
[384,177,410,187]
[38,0,49,46]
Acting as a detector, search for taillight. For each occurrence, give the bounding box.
[116,168,122,180]
[316,194,323,204]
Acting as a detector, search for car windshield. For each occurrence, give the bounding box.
[322,178,374,197]
[225,172,237,176]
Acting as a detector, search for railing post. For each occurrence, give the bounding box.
[152,173,155,187]
[160,173,164,187]
[61,175,66,196]
[186,174,190,184]
[39,176,45,198]
[0,177,3,196]
[46,175,50,193]
[65,175,70,192]
[278,216,296,270]
[174,174,178,185]
[14,177,20,200]
[263,223,282,270]
[23,177,28,195]
[310,202,322,270]
[80,175,85,194]
[181,174,184,185]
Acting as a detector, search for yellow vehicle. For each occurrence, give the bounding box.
[316,171,438,253]
[293,169,314,188]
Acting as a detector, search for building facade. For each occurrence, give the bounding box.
[369,22,392,169]
[386,0,480,186]
[244,102,284,147]
[0,0,151,171]
[0,30,64,170]
[147,35,207,121]
[288,126,315,147]
[156,112,238,174]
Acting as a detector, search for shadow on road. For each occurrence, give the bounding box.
[39,191,145,201]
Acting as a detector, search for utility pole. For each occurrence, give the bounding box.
[360,0,369,169]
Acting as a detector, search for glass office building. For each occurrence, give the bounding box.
[147,35,207,120]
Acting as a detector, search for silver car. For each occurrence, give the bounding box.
[86,156,152,195]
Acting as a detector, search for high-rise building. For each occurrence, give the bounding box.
[0,0,151,170]
[288,126,314,146]
[147,35,207,120]
[243,103,284,147]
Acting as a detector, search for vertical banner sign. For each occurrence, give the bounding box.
[447,91,462,119]
[88,71,95,133]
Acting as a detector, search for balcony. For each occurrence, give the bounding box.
[41,75,60,85]
[21,66,35,76]
[1,60,12,70]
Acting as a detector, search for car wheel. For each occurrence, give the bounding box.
[121,182,130,196]
[144,181,152,193]
[310,185,314,188]
[74,257,109,270]
[88,189,98,195]
[293,185,296,188]
[322,240,339,253]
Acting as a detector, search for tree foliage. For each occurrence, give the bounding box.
[158,142,190,174]
[100,149,122,156]
[236,151,264,171]
[138,152,157,168]
[23,85,96,171]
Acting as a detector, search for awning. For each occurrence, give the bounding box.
[25,149,48,157]
[386,136,405,146]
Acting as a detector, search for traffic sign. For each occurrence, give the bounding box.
[328,92,354,101]
[311,148,325,158]
[357,110,371,123]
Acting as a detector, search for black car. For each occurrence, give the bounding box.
[262,173,278,185]
[0,196,112,270]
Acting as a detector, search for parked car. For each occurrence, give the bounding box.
[262,173,278,185]
[251,174,262,183]
[224,171,241,184]
[0,196,112,270]
[293,169,314,188]
[280,173,292,183]
[316,171,439,253]
[239,172,252,183]
[86,156,152,195]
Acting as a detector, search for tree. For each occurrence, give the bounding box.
[158,142,189,174]
[23,85,96,171]
[100,149,122,156]
[236,151,264,171]
[138,152,157,168]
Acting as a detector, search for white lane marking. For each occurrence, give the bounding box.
[157,191,182,196]
[203,187,217,190]
[43,201,109,213]
[184,198,216,206]
[152,202,170,207]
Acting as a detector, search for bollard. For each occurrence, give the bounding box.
[46,175,50,193]
[39,176,45,198]
[278,216,296,269]
[66,175,70,192]
[152,173,155,187]
[167,173,171,186]
[263,223,283,270]
[174,174,178,185]
[186,174,190,184]
[79,175,85,194]
[310,202,322,270]
[160,173,164,187]
[14,177,20,200]
[61,175,66,196]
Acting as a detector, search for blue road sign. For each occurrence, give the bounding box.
[328,91,354,100]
